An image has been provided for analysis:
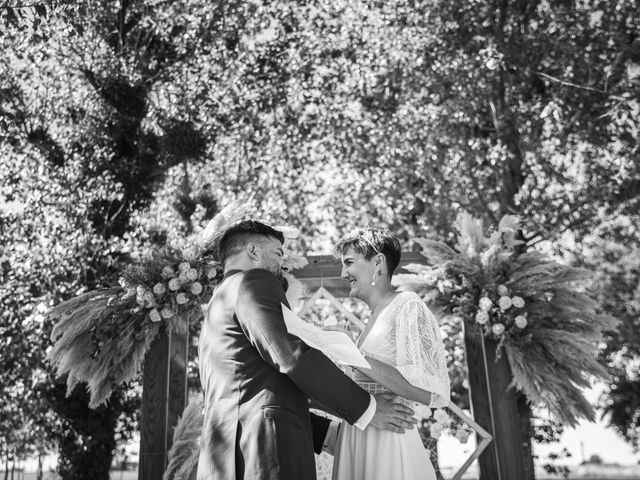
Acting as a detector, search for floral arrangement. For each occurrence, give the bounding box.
[420,407,471,444]
[121,248,218,334]
[474,284,529,339]
[396,212,619,426]
[48,200,305,408]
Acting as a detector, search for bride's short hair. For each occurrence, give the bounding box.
[335,228,401,277]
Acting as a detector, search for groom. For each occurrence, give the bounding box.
[196,220,416,480]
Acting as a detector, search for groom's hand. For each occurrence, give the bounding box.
[369,392,418,434]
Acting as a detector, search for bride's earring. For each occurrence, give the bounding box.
[371,270,379,285]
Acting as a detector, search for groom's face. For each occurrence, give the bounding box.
[255,235,285,280]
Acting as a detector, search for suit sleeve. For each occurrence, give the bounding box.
[236,269,371,425]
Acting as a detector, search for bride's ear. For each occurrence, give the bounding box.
[374,253,387,272]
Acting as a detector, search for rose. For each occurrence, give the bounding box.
[153,283,166,296]
[161,266,175,279]
[514,315,528,328]
[492,323,505,335]
[187,268,199,281]
[207,268,217,280]
[429,423,444,439]
[122,288,136,301]
[149,309,161,323]
[179,262,191,272]
[498,296,512,310]
[512,296,525,308]
[323,315,338,328]
[479,297,493,310]
[143,291,156,307]
[161,307,174,319]
[136,285,146,296]
[497,285,509,296]
[178,271,190,284]
[433,409,450,424]
[475,311,489,325]
[168,278,180,291]
[176,293,188,305]
[190,282,203,295]
[455,429,470,444]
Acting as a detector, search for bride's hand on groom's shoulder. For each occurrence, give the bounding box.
[370,392,418,434]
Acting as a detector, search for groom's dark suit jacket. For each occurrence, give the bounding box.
[196,268,371,480]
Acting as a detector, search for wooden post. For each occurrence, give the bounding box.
[138,325,188,480]
[464,323,526,480]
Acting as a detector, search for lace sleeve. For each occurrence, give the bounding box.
[395,298,450,408]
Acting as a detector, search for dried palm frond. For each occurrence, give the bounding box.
[395,212,620,426]
[164,396,203,480]
[48,288,160,407]
[195,199,254,255]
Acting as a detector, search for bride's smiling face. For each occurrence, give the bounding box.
[340,246,377,300]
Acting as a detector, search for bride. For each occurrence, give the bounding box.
[329,228,450,480]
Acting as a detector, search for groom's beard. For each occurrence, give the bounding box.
[278,273,289,292]
[276,271,288,291]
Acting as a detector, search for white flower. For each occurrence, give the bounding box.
[168,278,180,291]
[455,429,470,444]
[515,315,528,329]
[323,315,338,328]
[122,288,136,300]
[512,296,525,308]
[178,271,190,284]
[136,285,146,296]
[153,283,166,296]
[144,291,156,307]
[176,293,189,305]
[179,262,191,272]
[497,285,509,296]
[498,296,512,310]
[161,266,175,279]
[187,268,199,281]
[161,307,174,319]
[207,268,217,279]
[475,311,489,325]
[479,297,493,310]
[136,295,146,307]
[190,282,203,295]
[149,309,161,323]
[429,423,444,439]
[492,323,505,336]
[433,409,450,424]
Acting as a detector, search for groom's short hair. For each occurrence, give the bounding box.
[218,220,284,264]
[335,228,402,277]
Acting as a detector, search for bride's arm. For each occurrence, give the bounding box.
[356,356,432,405]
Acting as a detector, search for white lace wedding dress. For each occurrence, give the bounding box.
[332,291,450,480]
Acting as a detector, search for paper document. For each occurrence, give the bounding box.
[281,304,370,369]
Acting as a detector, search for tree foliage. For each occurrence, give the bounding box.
[1,0,639,476]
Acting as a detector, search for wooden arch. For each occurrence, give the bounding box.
[138,253,524,480]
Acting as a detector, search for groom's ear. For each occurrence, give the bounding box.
[246,242,260,260]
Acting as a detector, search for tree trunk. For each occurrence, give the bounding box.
[37,452,43,480]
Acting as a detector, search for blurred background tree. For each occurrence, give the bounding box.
[1,0,638,477]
